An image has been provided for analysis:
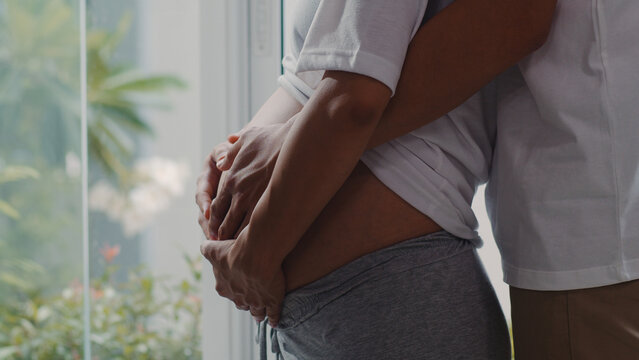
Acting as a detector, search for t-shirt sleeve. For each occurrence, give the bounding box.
[295,0,428,95]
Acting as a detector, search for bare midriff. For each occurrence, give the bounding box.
[282,161,442,292]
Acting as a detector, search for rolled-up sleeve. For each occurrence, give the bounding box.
[295,0,427,95]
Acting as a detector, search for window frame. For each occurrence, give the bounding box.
[199,0,283,359]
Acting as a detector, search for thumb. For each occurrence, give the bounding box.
[213,143,230,167]
[217,140,241,171]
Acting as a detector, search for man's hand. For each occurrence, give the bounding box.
[196,140,236,239]
[200,228,286,327]
[208,120,294,240]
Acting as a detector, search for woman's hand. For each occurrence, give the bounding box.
[196,140,235,239]
[206,120,294,240]
[200,228,286,327]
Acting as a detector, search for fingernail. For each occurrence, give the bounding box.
[201,201,210,215]
[216,155,226,168]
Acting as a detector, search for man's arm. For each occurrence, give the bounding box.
[369,0,556,147]
[197,0,557,240]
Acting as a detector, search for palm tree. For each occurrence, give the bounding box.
[0,0,185,181]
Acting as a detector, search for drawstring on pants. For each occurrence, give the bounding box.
[257,320,283,360]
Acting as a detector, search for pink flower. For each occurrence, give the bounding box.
[91,288,104,300]
[100,244,121,263]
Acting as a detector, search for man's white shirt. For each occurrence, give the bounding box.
[280,0,639,291]
[487,0,639,290]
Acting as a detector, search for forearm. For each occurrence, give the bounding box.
[367,0,556,148]
[244,87,302,128]
[244,73,390,268]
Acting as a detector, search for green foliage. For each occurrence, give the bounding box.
[0,2,199,358]
[86,11,185,180]
[0,0,186,289]
[0,166,39,219]
[0,165,43,300]
[0,254,202,360]
[0,0,81,166]
[0,0,185,177]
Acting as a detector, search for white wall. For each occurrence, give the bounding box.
[137,0,202,292]
[475,185,510,319]
[138,1,254,359]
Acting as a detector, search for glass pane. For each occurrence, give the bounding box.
[0,0,87,358]
[86,1,202,358]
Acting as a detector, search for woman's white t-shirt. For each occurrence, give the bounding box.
[279,0,495,244]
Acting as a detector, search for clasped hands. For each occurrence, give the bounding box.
[196,121,292,326]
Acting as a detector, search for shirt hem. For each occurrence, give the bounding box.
[295,48,402,95]
[278,74,311,105]
[503,257,639,291]
[360,152,480,244]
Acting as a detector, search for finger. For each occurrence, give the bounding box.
[200,240,215,260]
[217,140,242,171]
[209,192,232,240]
[267,305,282,328]
[233,297,250,309]
[234,209,251,238]
[198,212,211,239]
[195,193,212,219]
[212,142,233,173]
[213,142,232,163]
[195,169,214,215]
[196,153,223,217]
[200,239,232,262]
[227,132,240,144]
[218,199,247,240]
[250,307,266,322]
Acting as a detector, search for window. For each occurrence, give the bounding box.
[1,0,86,358]
[1,0,207,358]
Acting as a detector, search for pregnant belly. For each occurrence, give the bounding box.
[283,161,442,291]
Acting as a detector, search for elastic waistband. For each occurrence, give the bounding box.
[257,231,475,359]
[277,231,473,330]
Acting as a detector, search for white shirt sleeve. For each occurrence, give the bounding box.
[290,0,427,97]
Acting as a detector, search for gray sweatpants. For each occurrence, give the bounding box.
[258,231,511,360]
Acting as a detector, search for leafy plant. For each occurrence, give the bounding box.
[0,0,187,288]
[0,1,200,358]
[86,12,185,181]
[0,164,43,300]
[0,0,84,168]
[0,165,39,219]
[0,2,199,359]
[0,0,185,178]
[0,250,202,360]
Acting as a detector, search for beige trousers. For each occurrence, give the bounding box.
[510,280,639,360]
